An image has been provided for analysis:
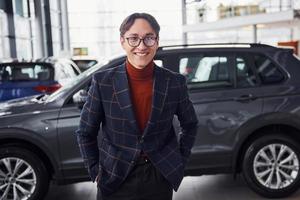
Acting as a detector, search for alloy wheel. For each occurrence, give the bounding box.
[0,157,37,200]
[253,143,299,189]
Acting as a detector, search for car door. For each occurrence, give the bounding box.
[56,82,90,178]
[168,51,264,172]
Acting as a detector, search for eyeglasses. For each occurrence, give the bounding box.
[125,36,157,47]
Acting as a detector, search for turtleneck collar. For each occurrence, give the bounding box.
[126,59,154,81]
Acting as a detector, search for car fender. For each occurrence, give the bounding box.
[0,127,62,179]
[232,111,300,172]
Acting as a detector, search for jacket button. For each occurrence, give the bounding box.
[131,160,135,164]
[140,139,144,143]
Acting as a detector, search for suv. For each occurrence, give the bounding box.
[0,57,81,101]
[1,43,300,200]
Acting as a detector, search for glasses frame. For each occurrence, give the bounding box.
[125,36,158,47]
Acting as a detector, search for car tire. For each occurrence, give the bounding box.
[243,134,300,198]
[0,145,49,200]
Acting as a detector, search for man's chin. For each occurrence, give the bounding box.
[132,61,151,69]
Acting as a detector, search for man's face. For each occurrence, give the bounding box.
[120,18,159,69]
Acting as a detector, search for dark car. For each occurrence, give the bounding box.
[0,57,81,101]
[1,43,300,200]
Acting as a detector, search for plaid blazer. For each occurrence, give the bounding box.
[76,63,198,196]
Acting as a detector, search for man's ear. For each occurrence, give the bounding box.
[120,37,125,44]
[120,37,125,49]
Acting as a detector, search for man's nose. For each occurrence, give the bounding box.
[137,39,148,49]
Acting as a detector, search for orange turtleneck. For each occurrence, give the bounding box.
[126,60,154,133]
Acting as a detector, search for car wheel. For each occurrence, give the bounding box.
[0,146,49,200]
[243,134,300,198]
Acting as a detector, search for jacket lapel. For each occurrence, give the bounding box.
[145,66,170,134]
[112,64,139,133]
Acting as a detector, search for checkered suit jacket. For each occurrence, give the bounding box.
[76,63,198,196]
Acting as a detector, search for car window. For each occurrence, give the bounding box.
[74,60,98,71]
[69,62,81,75]
[253,54,285,84]
[0,63,53,81]
[179,55,232,89]
[154,59,163,67]
[236,56,257,87]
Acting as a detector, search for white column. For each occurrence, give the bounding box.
[181,0,187,44]
[253,24,257,43]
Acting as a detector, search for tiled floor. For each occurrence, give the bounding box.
[44,174,300,200]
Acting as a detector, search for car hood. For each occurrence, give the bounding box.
[0,95,48,117]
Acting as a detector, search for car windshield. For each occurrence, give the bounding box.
[45,60,109,102]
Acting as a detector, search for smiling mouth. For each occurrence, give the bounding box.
[134,52,148,56]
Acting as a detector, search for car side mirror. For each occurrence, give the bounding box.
[73,89,88,109]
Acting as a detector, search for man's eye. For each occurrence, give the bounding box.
[145,37,153,41]
[129,37,139,42]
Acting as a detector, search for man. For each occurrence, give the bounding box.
[76,13,198,200]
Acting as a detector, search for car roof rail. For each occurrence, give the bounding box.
[249,43,276,48]
[159,43,276,50]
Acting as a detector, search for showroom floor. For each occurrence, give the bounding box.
[44,174,300,200]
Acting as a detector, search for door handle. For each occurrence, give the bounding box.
[234,94,256,102]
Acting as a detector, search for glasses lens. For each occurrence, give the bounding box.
[127,37,140,47]
[144,37,156,47]
[126,36,156,47]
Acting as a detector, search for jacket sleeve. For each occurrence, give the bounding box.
[176,75,198,165]
[75,75,104,182]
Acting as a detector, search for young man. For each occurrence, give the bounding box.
[76,13,198,200]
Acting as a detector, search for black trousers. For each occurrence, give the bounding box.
[97,158,173,200]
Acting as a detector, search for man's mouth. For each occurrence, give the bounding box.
[134,52,148,56]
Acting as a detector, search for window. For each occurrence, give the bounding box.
[0,1,7,10]
[0,63,52,81]
[254,55,285,84]
[179,55,231,89]
[236,57,256,87]
[154,59,163,67]
[15,0,29,17]
[73,60,98,71]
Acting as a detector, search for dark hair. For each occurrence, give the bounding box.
[119,13,160,37]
